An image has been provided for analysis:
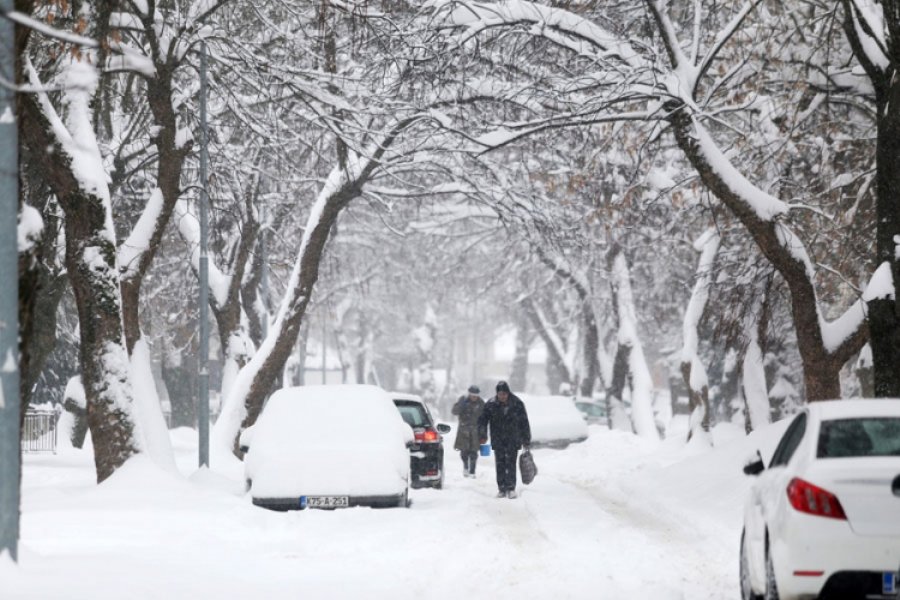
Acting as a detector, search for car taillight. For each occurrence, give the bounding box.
[786,478,847,520]
[414,428,440,443]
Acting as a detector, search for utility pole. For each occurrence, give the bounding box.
[198,42,210,468]
[260,202,268,340]
[0,0,21,561]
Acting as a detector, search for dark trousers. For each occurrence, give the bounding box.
[494,445,518,492]
[460,450,478,474]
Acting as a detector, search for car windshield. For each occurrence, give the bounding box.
[576,402,605,417]
[394,401,431,428]
[817,417,900,458]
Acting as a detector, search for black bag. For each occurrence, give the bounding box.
[519,449,537,485]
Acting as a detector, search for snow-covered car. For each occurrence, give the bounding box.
[391,392,451,489]
[740,399,900,600]
[244,384,414,510]
[518,394,589,449]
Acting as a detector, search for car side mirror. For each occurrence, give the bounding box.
[743,450,765,476]
[436,423,451,434]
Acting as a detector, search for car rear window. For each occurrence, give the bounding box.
[817,418,900,458]
[394,401,430,428]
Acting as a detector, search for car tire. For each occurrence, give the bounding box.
[740,530,761,600]
[764,540,780,600]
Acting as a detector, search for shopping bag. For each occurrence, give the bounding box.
[519,449,537,485]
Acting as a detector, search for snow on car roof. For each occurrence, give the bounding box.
[389,392,424,403]
[807,398,900,420]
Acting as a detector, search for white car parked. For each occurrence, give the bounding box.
[518,394,589,449]
[243,384,414,510]
[740,399,900,600]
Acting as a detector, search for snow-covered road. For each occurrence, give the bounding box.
[3,419,787,599]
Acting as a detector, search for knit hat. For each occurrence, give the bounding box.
[496,381,510,393]
[468,385,480,394]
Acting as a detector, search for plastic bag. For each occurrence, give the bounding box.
[519,449,537,485]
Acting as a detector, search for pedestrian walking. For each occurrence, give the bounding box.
[451,385,485,477]
[478,380,531,499]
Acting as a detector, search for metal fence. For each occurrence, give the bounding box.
[22,410,58,454]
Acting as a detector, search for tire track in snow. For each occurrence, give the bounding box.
[554,473,736,598]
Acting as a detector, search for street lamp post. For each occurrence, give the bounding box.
[198,42,210,468]
[0,0,21,561]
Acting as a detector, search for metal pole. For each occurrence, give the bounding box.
[321,313,327,384]
[198,42,210,468]
[0,0,21,561]
[260,202,268,340]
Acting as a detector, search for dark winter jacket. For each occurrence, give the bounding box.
[451,395,485,452]
[477,394,531,450]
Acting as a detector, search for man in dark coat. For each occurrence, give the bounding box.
[478,380,531,499]
[451,385,485,477]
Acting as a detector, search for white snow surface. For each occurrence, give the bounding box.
[63,375,86,409]
[863,261,895,301]
[742,339,771,429]
[118,188,164,279]
[17,204,43,253]
[5,415,797,599]
[518,394,589,444]
[244,385,412,498]
[692,118,788,221]
[129,338,176,471]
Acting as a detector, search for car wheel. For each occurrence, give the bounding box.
[764,540,780,600]
[740,530,761,600]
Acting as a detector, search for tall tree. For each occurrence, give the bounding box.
[841,0,900,396]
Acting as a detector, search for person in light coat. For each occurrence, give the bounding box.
[452,385,485,477]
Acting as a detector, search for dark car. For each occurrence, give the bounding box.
[391,393,451,489]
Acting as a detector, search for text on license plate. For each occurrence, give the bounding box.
[302,496,349,509]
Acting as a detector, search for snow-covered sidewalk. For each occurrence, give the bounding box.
[2,417,789,599]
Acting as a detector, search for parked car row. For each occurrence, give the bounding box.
[241,385,594,511]
[241,385,454,511]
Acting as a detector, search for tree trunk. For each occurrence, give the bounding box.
[521,296,571,393]
[509,308,531,392]
[605,341,632,431]
[869,84,900,396]
[535,251,601,396]
[162,349,197,428]
[681,361,710,440]
[841,0,900,398]
[18,252,66,416]
[579,308,600,398]
[681,229,718,442]
[21,81,139,483]
[669,107,866,401]
[608,246,658,438]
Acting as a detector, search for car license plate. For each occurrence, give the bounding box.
[301,495,349,509]
[883,571,897,595]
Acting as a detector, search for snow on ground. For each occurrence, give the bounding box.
[3,415,792,599]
